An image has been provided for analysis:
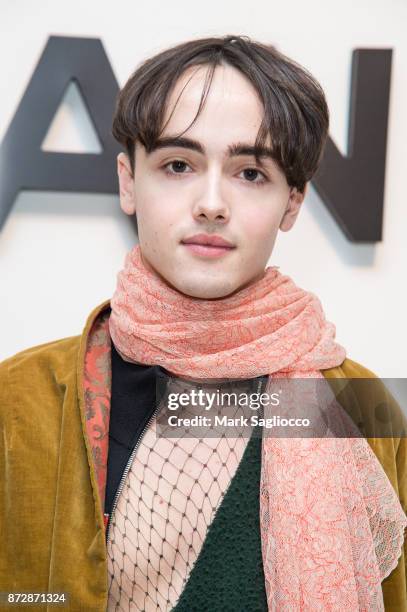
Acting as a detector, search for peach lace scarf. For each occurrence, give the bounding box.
[109,244,407,611]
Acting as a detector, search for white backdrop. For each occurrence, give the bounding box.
[1,0,406,378]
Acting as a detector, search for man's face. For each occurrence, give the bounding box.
[118,62,306,299]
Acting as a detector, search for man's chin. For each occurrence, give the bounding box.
[170,276,242,300]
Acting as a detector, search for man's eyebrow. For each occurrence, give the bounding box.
[148,136,276,161]
[149,136,205,155]
[228,142,275,161]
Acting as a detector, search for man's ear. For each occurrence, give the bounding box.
[279,184,307,232]
[117,152,137,215]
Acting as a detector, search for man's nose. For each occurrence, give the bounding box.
[191,170,230,223]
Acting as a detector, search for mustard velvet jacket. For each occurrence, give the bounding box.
[0,299,406,611]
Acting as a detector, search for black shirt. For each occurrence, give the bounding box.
[104,342,168,517]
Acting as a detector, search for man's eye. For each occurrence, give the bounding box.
[240,168,268,184]
[163,160,192,175]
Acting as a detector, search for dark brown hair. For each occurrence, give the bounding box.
[112,34,329,192]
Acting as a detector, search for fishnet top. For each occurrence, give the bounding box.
[106,372,264,612]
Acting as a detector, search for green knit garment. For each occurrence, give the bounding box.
[173,429,268,612]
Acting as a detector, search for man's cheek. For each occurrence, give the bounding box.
[243,215,277,241]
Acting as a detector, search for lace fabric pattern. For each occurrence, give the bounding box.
[259,372,407,611]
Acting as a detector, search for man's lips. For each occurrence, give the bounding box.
[181,237,236,259]
[181,233,235,248]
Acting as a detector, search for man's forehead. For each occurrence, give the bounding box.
[169,62,252,100]
[162,62,265,127]
[135,62,273,162]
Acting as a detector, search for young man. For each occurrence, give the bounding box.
[0,35,406,611]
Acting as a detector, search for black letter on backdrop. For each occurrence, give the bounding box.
[313,49,392,242]
[0,40,392,243]
[0,36,121,230]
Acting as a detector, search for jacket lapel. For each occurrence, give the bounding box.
[79,300,112,529]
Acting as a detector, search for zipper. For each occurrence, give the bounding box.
[105,398,163,544]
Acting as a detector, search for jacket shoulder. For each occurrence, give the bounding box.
[322,356,377,379]
[0,335,82,408]
[0,298,110,380]
[0,334,81,374]
[322,357,407,438]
